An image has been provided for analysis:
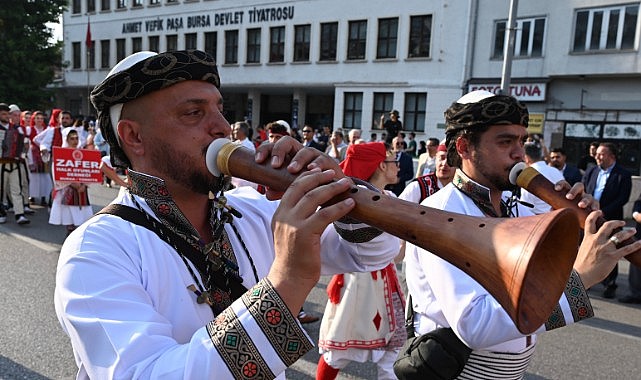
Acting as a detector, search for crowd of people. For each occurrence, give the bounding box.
[4,49,638,379]
[0,103,126,233]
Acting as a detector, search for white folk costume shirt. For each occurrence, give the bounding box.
[519,160,565,215]
[405,169,593,379]
[55,170,398,380]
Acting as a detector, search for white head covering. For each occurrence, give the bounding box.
[106,51,158,144]
[61,127,79,148]
[455,90,495,104]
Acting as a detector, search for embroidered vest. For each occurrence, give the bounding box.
[1,124,24,159]
[415,173,440,203]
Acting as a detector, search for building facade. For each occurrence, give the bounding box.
[59,0,468,144]
[470,0,641,174]
[58,0,641,173]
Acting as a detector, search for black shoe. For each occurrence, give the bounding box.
[603,285,617,299]
[16,215,30,225]
[618,295,641,304]
[297,312,320,324]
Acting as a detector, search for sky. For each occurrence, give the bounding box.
[47,18,63,42]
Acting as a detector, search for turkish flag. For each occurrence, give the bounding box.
[86,20,92,48]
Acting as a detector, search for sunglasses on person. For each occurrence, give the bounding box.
[384,160,400,167]
[302,129,313,133]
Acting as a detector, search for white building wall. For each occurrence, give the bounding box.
[471,0,641,80]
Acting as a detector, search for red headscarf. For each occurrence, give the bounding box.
[339,142,387,181]
[49,108,61,128]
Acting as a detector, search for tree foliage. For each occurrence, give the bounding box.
[0,0,67,110]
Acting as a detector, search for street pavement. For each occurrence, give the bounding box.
[0,183,639,379]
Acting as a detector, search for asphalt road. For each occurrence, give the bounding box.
[1,183,639,379]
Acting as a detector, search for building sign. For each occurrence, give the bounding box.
[52,147,103,183]
[603,124,641,140]
[467,83,546,102]
[122,6,295,34]
[528,113,544,134]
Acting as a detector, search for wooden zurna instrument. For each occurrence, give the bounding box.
[510,162,641,269]
[206,139,581,334]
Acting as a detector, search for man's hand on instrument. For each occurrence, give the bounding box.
[574,210,640,288]
[554,180,600,211]
[255,136,347,200]
[268,168,354,315]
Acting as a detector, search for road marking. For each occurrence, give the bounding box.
[582,316,641,341]
[0,229,62,253]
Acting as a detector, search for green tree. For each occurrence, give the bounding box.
[0,0,67,110]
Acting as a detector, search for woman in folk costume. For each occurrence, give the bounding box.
[48,129,93,234]
[26,111,53,206]
[317,142,406,380]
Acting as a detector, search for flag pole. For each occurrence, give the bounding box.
[86,14,92,117]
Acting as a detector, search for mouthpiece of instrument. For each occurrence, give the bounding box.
[509,162,527,186]
[206,138,234,177]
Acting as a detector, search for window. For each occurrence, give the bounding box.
[133,0,143,6]
[408,15,432,58]
[573,4,639,52]
[347,20,367,60]
[225,30,239,64]
[404,93,426,132]
[493,17,546,58]
[377,17,398,59]
[87,0,95,12]
[166,35,178,51]
[72,42,81,69]
[246,28,261,63]
[320,22,338,61]
[100,40,110,68]
[101,0,110,11]
[185,33,197,50]
[373,92,394,129]
[72,0,81,14]
[116,38,126,61]
[294,24,311,62]
[270,26,286,63]
[150,0,160,4]
[343,92,363,130]
[204,32,217,60]
[132,37,142,53]
[148,36,159,52]
[117,0,127,9]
